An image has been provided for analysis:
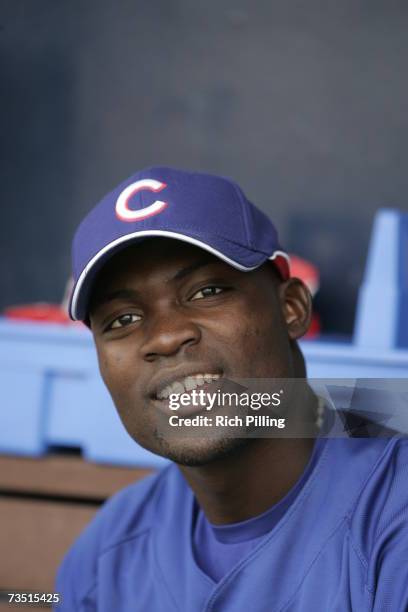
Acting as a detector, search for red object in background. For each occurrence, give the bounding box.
[3,279,85,326]
[4,303,75,325]
[289,255,319,296]
[289,254,321,339]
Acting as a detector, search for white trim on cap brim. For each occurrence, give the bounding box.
[70,229,290,320]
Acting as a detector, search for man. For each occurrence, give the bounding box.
[56,167,407,611]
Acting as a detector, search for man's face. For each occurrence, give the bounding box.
[89,238,308,465]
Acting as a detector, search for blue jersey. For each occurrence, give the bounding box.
[55,436,408,611]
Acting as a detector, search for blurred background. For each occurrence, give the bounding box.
[2,0,408,335]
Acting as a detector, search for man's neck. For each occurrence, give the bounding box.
[179,435,316,525]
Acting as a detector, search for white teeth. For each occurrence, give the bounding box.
[157,387,170,400]
[171,381,185,395]
[156,372,221,400]
[184,376,197,391]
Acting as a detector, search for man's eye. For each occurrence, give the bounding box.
[190,286,224,301]
[108,313,141,330]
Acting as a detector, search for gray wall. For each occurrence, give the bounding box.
[2,1,408,333]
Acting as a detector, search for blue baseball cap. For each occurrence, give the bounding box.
[69,167,290,321]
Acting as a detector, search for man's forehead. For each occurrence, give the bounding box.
[91,238,234,301]
[100,237,223,276]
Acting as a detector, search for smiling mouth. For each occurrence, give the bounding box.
[155,372,222,400]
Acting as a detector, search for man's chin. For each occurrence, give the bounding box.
[150,432,251,467]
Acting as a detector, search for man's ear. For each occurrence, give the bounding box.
[278,278,312,340]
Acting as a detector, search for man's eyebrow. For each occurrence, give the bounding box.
[172,259,217,281]
[94,288,141,310]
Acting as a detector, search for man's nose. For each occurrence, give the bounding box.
[140,309,201,361]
